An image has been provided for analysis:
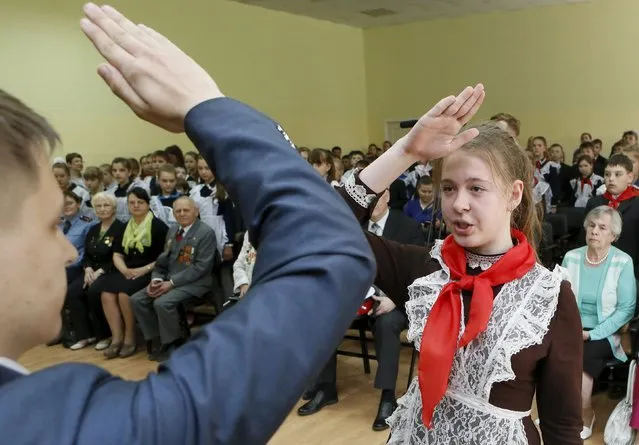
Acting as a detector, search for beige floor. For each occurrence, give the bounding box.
[19,337,617,444]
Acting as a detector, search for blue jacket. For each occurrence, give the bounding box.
[0,98,375,444]
[59,212,94,269]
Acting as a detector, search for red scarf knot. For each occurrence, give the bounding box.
[604,186,639,209]
[417,229,536,429]
[580,177,592,192]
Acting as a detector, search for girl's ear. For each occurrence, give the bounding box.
[509,180,524,211]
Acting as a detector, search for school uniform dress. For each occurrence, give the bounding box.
[102,216,169,295]
[150,192,182,229]
[232,232,257,293]
[534,159,561,205]
[337,172,583,445]
[110,179,150,222]
[83,220,127,341]
[189,182,228,255]
[145,176,161,197]
[562,246,636,377]
[0,97,375,445]
[569,174,604,208]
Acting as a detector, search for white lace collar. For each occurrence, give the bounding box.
[465,251,505,271]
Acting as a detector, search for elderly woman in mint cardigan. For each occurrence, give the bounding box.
[562,205,636,441]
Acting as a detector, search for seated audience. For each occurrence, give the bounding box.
[403,176,441,229]
[110,157,149,222]
[331,146,342,158]
[623,130,638,146]
[165,144,185,168]
[57,191,94,349]
[490,112,521,140]
[53,162,90,210]
[296,146,310,161]
[592,139,607,176]
[547,143,573,206]
[150,164,182,229]
[189,155,228,257]
[183,150,199,186]
[99,163,117,192]
[139,154,153,179]
[562,205,636,440]
[83,192,126,351]
[145,150,171,196]
[585,154,639,277]
[570,155,604,207]
[298,190,424,430]
[233,232,257,298]
[131,197,216,362]
[66,152,85,188]
[100,188,169,359]
[81,166,105,219]
[309,148,335,184]
[128,158,141,181]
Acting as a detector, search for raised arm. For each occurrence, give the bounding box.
[75,5,376,445]
[337,173,432,310]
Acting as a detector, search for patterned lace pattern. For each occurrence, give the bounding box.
[387,240,568,444]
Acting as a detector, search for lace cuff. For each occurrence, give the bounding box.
[342,168,379,210]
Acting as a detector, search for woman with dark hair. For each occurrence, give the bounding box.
[100,187,168,359]
[309,148,335,184]
[184,151,199,186]
[165,144,185,167]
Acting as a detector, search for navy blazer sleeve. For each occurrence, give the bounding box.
[0,98,375,445]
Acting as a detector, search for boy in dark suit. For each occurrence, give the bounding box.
[0,5,375,445]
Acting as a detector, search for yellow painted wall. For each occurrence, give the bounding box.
[364,0,639,157]
[0,0,368,165]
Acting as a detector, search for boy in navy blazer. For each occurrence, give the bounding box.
[0,4,375,444]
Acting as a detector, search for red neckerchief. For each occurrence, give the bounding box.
[604,186,639,209]
[418,230,536,428]
[580,176,592,192]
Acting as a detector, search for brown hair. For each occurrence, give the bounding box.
[82,166,103,182]
[52,162,70,176]
[308,148,335,183]
[158,164,177,177]
[607,153,634,174]
[62,190,82,204]
[576,154,594,166]
[0,90,59,224]
[440,122,541,255]
[490,113,521,137]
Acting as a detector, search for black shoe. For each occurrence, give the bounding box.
[302,385,318,401]
[372,399,398,431]
[297,387,338,416]
[149,344,176,362]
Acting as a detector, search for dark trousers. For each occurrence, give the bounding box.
[317,309,407,391]
[65,268,93,341]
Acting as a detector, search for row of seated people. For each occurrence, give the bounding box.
[59,190,223,361]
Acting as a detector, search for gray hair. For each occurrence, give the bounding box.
[91,192,117,210]
[172,195,197,209]
[584,205,623,240]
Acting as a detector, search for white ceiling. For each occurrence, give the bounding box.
[230,0,590,28]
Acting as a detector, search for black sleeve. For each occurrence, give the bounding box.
[148,218,169,261]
